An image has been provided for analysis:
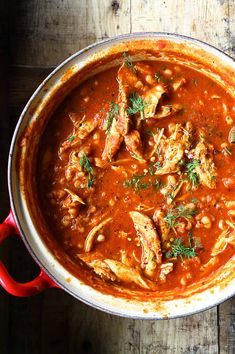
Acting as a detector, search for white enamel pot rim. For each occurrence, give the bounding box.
[8,32,235,319]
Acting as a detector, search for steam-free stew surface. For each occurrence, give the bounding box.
[37,58,235,295]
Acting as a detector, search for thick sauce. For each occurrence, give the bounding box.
[37,58,235,295]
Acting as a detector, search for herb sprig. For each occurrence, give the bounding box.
[123,173,162,193]
[186,160,200,187]
[222,146,232,156]
[123,174,148,192]
[164,204,197,229]
[122,52,136,73]
[79,153,95,188]
[67,134,75,143]
[127,93,148,119]
[166,232,201,260]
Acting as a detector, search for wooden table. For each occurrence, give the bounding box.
[0,1,234,353]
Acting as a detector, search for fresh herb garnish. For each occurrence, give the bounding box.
[166,237,196,260]
[148,164,155,176]
[123,174,148,192]
[105,102,119,133]
[222,147,232,156]
[122,52,136,73]
[67,135,75,143]
[191,198,199,204]
[186,160,200,187]
[79,153,95,188]
[131,153,144,161]
[153,161,162,170]
[127,92,148,119]
[164,204,197,229]
[123,172,162,193]
[153,179,162,190]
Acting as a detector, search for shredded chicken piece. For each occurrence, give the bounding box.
[225,201,235,208]
[124,130,143,159]
[160,176,184,205]
[143,85,166,118]
[155,123,193,175]
[172,77,186,91]
[159,263,174,282]
[87,259,117,281]
[64,188,85,205]
[80,253,151,289]
[117,63,138,135]
[149,128,165,158]
[192,136,217,189]
[153,209,170,242]
[211,226,235,256]
[130,211,162,278]
[134,62,153,77]
[105,259,151,289]
[102,118,123,161]
[154,104,183,119]
[200,257,219,272]
[60,114,99,156]
[84,217,112,252]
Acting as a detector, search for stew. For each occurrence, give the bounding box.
[37,56,235,295]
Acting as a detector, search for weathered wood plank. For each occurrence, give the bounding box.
[131,0,234,58]
[219,298,235,354]
[9,0,131,66]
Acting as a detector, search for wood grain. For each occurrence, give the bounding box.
[1,0,234,353]
[9,0,131,66]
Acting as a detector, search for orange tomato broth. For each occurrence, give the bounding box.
[36,59,235,296]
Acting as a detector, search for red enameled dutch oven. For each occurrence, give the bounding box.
[1,33,235,319]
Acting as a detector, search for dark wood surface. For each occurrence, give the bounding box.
[1,1,235,353]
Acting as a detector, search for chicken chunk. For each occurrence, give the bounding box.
[154,104,183,119]
[159,262,174,282]
[172,77,186,91]
[192,136,217,189]
[117,63,139,135]
[80,253,151,289]
[102,118,123,161]
[130,211,162,278]
[124,130,143,159]
[211,225,235,256]
[155,122,193,175]
[104,259,151,289]
[160,176,184,204]
[60,114,99,156]
[153,209,170,242]
[143,85,166,118]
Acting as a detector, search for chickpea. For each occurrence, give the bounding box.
[84,96,90,103]
[187,203,196,211]
[201,216,212,229]
[185,221,192,230]
[97,234,105,242]
[109,198,115,206]
[218,219,225,230]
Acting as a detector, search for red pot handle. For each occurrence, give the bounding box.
[0,210,57,296]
